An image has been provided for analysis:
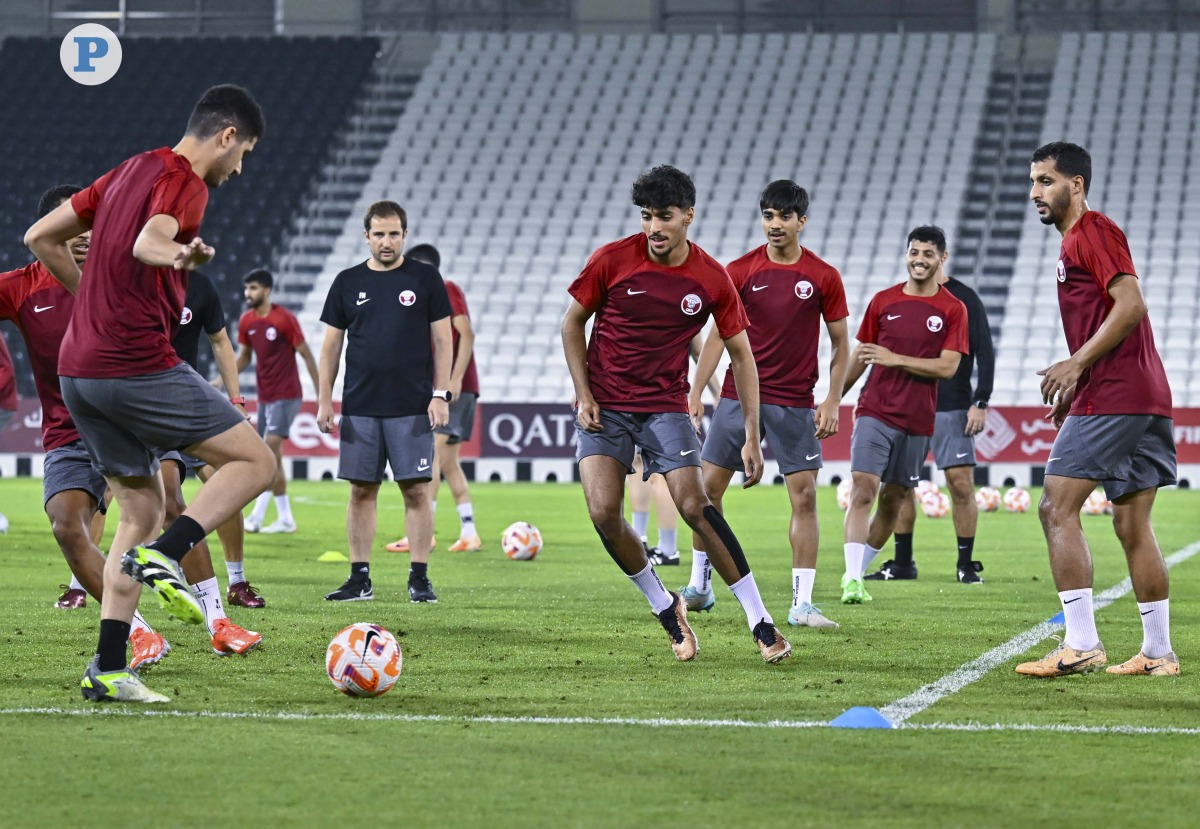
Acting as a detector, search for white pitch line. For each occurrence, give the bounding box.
[879,540,1200,725]
[2,707,1199,736]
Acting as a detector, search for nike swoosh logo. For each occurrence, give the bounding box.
[805,453,819,460]
[1048,457,1061,462]
[909,476,919,481]
[34,305,54,312]
[1140,609,1154,616]
[417,464,430,471]
[363,629,380,653]
[886,314,901,320]
[956,452,969,458]
[627,288,646,295]
[1063,597,1083,604]
[356,298,371,305]
[680,450,696,456]
[1056,656,1098,671]
[751,285,768,292]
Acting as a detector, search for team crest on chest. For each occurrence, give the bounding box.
[926,315,943,333]
[1056,260,1066,282]
[680,293,702,315]
[266,326,278,341]
[795,280,814,300]
[399,290,416,306]
[180,307,193,325]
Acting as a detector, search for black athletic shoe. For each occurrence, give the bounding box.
[957,561,985,584]
[408,576,438,603]
[647,546,680,566]
[324,577,373,602]
[865,559,918,581]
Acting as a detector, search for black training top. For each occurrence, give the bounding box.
[937,276,994,412]
[172,270,226,370]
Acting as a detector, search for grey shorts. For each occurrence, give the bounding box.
[60,364,246,478]
[338,414,435,484]
[256,397,302,438]
[42,440,108,512]
[850,415,930,488]
[434,392,477,444]
[576,409,701,480]
[1046,415,1177,501]
[931,409,976,468]
[161,450,207,474]
[702,399,822,475]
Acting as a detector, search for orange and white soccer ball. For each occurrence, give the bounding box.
[1082,489,1113,516]
[921,490,950,518]
[975,486,1001,512]
[326,623,402,698]
[1003,487,1032,513]
[916,480,940,499]
[501,521,543,560]
[836,479,852,510]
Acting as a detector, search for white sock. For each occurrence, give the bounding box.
[457,502,477,537]
[792,568,816,607]
[632,510,650,540]
[250,491,271,522]
[689,549,712,593]
[1058,588,1100,650]
[69,574,84,591]
[431,500,438,518]
[657,528,677,555]
[274,494,293,524]
[191,577,227,635]
[130,611,152,634]
[629,563,674,614]
[843,542,865,580]
[730,572,773,629]
[1137,599,1172,658]
[226,560,245,585]
[861,543,882,577]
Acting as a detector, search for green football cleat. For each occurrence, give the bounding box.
[119,546,203,625]
[840,574,873,605]
[81,657,170,703]
[679,584,715,612]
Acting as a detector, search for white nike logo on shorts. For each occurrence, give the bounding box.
[417,464,430,471]
[806,453,819,460]
[1048,457,1061,462]
[887,314,902,320]
[356,298,371,305]
[680,450,696,456]
[956,452,969,458]
[751,285,768,291]
[627,288,646,295]
[910,475,919,480]
[34,305,54,312]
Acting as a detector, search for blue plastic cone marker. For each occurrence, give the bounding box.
[830,707,896,729]
[1048,612,1065,625]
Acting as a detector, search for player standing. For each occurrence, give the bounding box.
[235,268,320,534]
[1016,142,1178,677]
[24,85,277,703]
[685,180,850,629]
[839,226,968,605]
[561,165,790,663]
[318,202,452,603]
[868,249,994,583]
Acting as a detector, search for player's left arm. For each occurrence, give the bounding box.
[295,340,321,396]
[816,317,850,439]
[724,329,763,488]
[448,314,475,400]
[429,316,452,428]
[1037,273,1144,404]
[207,328,245,416]
[23,201,90,294]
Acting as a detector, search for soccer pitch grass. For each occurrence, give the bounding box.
[2,478,1199,827]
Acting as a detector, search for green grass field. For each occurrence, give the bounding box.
[2,477,1199,827]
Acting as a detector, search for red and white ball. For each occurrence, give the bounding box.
[916,480,940,499]
[1003,487,1032,513]
[326,623,402,698]
[921,490,950,518]
[1082,490,1113,516]
[975,486,1001,512]
[836,479,852,510]
[501,521,543,560]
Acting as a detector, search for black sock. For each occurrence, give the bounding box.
[894,533,914,567]
[146,515,206,563]
[409,561,428,582]
[957,536,975,568]
[350,562,370,581]
[97,619,131,672]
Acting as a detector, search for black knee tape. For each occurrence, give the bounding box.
[593,523,638,575]
[704,504,750,578]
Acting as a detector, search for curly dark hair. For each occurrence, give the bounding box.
[631,165,696,210]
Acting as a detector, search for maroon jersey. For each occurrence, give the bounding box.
[0,263,80,449]
[0,329,15,412]
[720,245,849,408]
[1056,211,1172,417]
[445,280,479,397]
[60,147,208,379]
[569,234,749,413]
[238,305,305,403]
[855,283,969,436]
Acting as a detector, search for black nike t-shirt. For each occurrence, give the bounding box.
[320,258,452,417]
[172,270,227,369]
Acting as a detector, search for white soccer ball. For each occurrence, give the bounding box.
[836,479,852,510]
[921,490,950,518]
[975,486,1001,512]
[501,521,543,560]
[1003,487,1032,514]
[915,480,940,499]
[325,623,402,698]
[1082,489,1112,516]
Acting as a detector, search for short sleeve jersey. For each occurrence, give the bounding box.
[60,147,208,378]
[1057,211,1172,416]
[719,245,849,408]
[173,271,226,370]
[0,263,82,449]
[0,331,15,412]
[321,259,452,417]
[568,234,748,413]
[855,283,969,436]
[238,304,305,403]
[444,280,479,397]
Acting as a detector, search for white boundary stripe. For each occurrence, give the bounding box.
[2,707,1198,736]
[880,540,1200,725]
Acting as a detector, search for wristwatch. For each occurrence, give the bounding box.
[973,400,988,410]
[432,389,451,401]
[229,396,246,405]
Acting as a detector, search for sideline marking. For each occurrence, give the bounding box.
[879,540,1200,725]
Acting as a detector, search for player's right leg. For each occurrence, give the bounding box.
[326,414,387,601]
[259,426,296,533]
